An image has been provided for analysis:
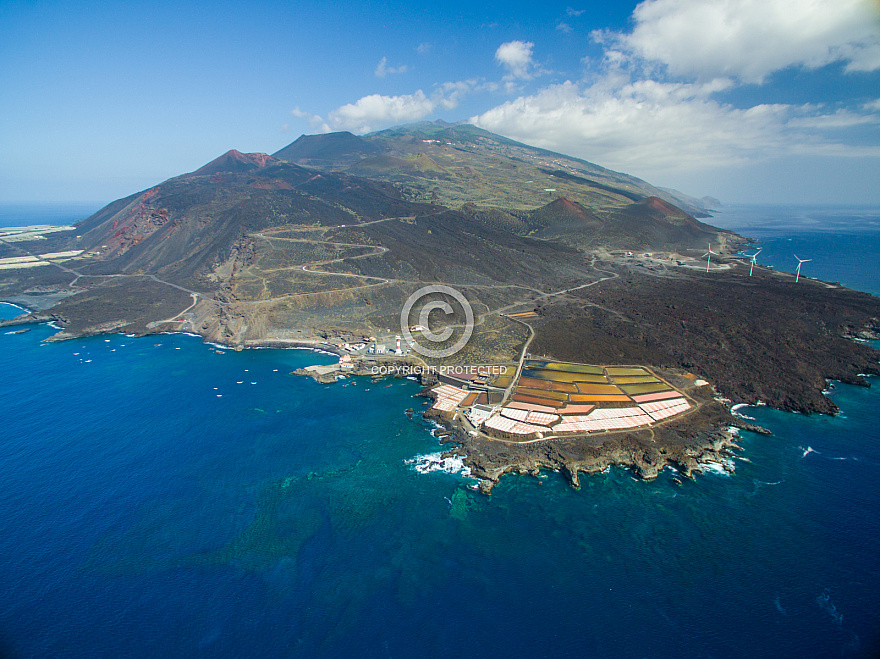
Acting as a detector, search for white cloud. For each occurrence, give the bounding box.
[838,40,880,73]
[435,80,479,108]
[470,79,880,179]
[787,108,880,129]
[556,22,573,34]
[618,0,880,83]
[326,91,434,133]
[294,0,880,186]
[566,7,585,17]
[291,106,331,133]
[294,81,485,134]
[467,0,880,183]
[375,57,409,78]
[495,41,535,80]
[417,42,432,55]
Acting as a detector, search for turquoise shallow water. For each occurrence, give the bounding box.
[0,205,879,657]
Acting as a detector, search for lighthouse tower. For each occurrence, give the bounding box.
[395,335,402,355]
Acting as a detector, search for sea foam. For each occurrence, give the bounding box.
[406,452,472,476]
[700,459,735,476]
[730,403,756,420]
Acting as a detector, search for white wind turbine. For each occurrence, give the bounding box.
[703,242,719,273]
[747,248,762,276]
[794,254,811,282]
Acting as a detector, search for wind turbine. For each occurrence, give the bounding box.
[747,248,762,276]
[703,242,719,273]
[794,254,811,282]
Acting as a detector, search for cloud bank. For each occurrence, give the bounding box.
[293,0,880,188]
[617,0,880,83]
[471,80,880,178]
[472,0,880,178]
[292,81,478,134]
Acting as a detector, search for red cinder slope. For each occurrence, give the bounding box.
[189,150,278,177]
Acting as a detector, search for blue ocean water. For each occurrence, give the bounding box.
[0,204,103,229]
[0,206,879,658]
[710,204,880,295]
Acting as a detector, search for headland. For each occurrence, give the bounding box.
[1,122,878,491]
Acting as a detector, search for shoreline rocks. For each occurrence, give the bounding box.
[431,398,765,494]
[0,315,850,496]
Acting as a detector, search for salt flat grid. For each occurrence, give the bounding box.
[500,407,559,426]
[483,414,547,437]
[632,390,683,403]
[506,400,559,414]
[428,360,694,440]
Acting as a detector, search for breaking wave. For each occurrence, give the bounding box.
[406,452,472,476]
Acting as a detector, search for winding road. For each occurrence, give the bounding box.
[2,219,624,343]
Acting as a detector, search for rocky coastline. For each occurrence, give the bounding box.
[288,351,778,494]
[424,382,772,494]
[290,355,429,384]
[3,289,875,495]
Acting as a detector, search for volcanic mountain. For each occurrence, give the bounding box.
[55,122,733,293]
[189,150,279,176]
[1,120,877,429]
[2,121,879,493]
[71,156,430,286]
[273,131,383,165]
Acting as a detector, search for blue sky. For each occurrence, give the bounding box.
[1,0,879,205]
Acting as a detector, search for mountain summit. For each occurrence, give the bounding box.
[189,150,278,176]
[4,121,742,346]
[273,131,383,165]
[271,122,714,218]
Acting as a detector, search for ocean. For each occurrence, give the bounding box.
[0,205,878,658]
[0,204,103,229]
[710,204,880,295]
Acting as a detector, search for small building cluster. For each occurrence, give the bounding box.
[339,334,414,356]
